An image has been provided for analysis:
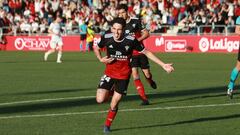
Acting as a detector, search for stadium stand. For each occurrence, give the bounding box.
[0,0,239,35]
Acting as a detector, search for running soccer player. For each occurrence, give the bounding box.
[44,15,63,63]
[94,17,174,133]
[227,16,240,99]
[117,4,156,105]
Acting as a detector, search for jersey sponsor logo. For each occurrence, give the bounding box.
[125,36,134,40]
[125,46,130,51]
[109,45,113,48]
[14,37,51,50]
[165,40,187,52]
[110,51,128,61]
[115,51,122,55]
[132,24,136,28]
[199,37,239,52]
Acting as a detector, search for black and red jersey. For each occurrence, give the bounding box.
[124,17,146,56]
[98,33,145,79]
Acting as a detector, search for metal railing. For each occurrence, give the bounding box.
[0,25,238,36]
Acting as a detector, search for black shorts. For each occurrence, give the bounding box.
[130,54,150,69]
[98,75,129,95]
[80,34,86,40]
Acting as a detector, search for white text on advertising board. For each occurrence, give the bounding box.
[15,37,50,50]
[199,37,239,52]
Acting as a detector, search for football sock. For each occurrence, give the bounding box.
[80,44,83,51]
[105,108,118,127]
[134,79,148,101]
[86,43,89,52]
[228,67,239,90]
[57,52,62,62]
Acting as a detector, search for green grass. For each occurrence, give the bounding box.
[0,51,240,135]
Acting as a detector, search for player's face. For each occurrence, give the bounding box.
[118,9,128,20]
[112,23,123,40]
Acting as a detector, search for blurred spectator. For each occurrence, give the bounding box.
[0,0,239,35]
[86,21,95,51]
[0,9,12,50]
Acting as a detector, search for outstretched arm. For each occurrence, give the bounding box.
[142,50,174,73]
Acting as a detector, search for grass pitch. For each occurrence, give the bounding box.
[0,51,240,135]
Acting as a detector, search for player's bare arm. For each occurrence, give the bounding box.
[93,46,114,64]
[142,49,174,73]
[138,29,150,42]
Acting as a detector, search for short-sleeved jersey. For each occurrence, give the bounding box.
[124,17,146,56]
[49,22,61,36]
[98,33,145,79]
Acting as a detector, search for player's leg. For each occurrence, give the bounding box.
[142,69,157,89]
[140,55,157,89]
[227,60,240,98]
[104,91,122,133]
[89,42,93,51]
[86,42,89,52]
[96,75,114,103]
[44,40,56,61]
[44,49,55,61]
[96,88,111,103]
[104,79,128,133]
[80,35,83,51]
[56,40,63,63]
[131,66,149,105]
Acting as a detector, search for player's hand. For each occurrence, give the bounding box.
[100,56,114,64]
[163,63,174,73]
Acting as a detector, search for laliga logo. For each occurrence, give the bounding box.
[199,37,239,52]
[199,38,209,52]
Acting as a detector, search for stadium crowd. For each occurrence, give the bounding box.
[0,0,240,35]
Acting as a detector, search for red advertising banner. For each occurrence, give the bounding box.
[5,35,240,53]
[6,36,82,51]
[142,35,240,53]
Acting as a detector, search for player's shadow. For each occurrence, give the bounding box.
[13,88,96,95]
[112,113,240,132]
[125,85,240,104]
[0,97,98,114]
[0,85,238,114]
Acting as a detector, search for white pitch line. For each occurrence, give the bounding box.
[0,95,96,106]
[0,102,239,120]
[0,93,142,106]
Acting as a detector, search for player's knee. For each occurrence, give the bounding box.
[96,97,105,104]
[132,72,140,79]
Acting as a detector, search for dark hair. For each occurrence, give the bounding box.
[117,4,128,12]
[111,17,126,28]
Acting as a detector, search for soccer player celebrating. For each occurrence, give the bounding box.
[94,17,174,133]
[117,4,157,105]
[227,16,240,99]
[44,16,63,63]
